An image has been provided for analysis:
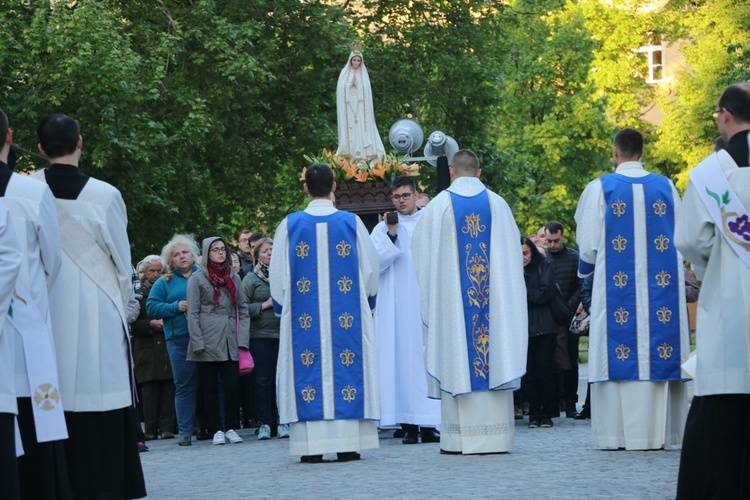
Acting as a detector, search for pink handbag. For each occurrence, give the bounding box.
[239,348,255,375]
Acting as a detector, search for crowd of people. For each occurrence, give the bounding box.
[0,82,749,499]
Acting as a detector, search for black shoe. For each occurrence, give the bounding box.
[195,429,210,441]
[402,432,418,445]
[528,420,540,428]
[420,427,440,443]
[300,454,324,464]
[540,418,554,428]
[336,451,361,462]
[393,429,405,438]
[440,448,461,455]
[565,401,577,418]
[574,409,590,420]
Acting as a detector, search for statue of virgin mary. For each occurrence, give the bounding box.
[336,50,386,160]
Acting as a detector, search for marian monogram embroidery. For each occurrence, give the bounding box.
[297,276,311,294]
[654,234,670,252]
[658,342,673,360]
[611,199,627,217]
[342,385,357,403]
[612,235,628,253]
[299,313,313,330]
[300,349,315,367]
[615,343,631,361]
[340,348,355,367]
[336,240,352,258]
[295,241,310,259]
[657,306,672,324]
[302,386,316,403]
[465,242,490,308]
[462,213,486,238]
[337,276,353,293]
[653,199,667,216]
[613,271,628,288]
[655,270,671,288]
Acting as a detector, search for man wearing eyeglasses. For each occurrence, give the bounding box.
[371,176,441,445]
[675,82,750,499]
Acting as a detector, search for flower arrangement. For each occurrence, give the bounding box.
[301,149,420,187]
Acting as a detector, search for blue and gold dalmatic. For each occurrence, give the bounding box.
[601,173,681,381]
[451,190,492,391]
[286,211,365,421]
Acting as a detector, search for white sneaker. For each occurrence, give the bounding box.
[225,429,243,444]
[213,430,226,445]
[277,424,290,439]
[258,424,271,440]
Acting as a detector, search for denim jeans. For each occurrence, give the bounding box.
[166,336,199,436]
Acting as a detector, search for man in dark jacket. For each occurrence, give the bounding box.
[544,221,583,417]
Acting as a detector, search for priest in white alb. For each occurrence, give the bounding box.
[371,175,440,445]
[412,149,528,455]
[271,163,380,463]
[575,127,689,451]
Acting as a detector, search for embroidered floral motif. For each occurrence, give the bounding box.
[465,242,490,308]
[657,306,672,324]
[461,212,486,238]
[336,240,352,258]
[337,276,353,293]
[654,234,670,252]
[657,342,673,360]
[611,199,626,217]
[300,349,315,367]
[340,348,355,367]
[295,241,310,259]
[471,314,490,379]
[655,270,671,288]
[342,385,357,403]
[615,343,631,361]
[612,235,628,253]
[613,271,628,288]
[297,276,311,294]
[653,199,667,216]
[339,312,354,330]
[614,307,629,325]
[299,313,313,330]
[302,386,316,403]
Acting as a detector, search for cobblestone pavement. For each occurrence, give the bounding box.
[139,367,685,499]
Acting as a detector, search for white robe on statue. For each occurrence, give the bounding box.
[271,199,380,456]
[32,170,133,412]
[371,210,440,428]
[0,203,22,414]
[575,161,688,450]
[412,177,528,454]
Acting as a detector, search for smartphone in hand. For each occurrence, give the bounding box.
[385,212,398,225]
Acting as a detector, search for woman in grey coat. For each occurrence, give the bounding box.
[187,237,250,445]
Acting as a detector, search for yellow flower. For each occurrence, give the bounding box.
[299,167,307,182]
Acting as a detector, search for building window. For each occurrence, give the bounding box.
[638,36,665,84]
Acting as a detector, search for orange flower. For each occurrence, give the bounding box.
[354,169,369,182]
[369,165,387,180]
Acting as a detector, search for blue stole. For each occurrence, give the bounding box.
[601,173,682,381]
[450,190,492,391]
[286,210,365,421]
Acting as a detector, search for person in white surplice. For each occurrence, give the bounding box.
[33,114,146,498]
[371,175,440,445]
[270,163,380,463]
[0,109,70,498]
[575,127,688,451]
[675,83,750,499]
[412,150,528,455]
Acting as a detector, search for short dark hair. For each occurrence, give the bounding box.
[450,149,479,175]
[0,109,8,142]
[249,232,265,244]
[544,221,564,235]
[37,113,80,159]
[718,83,750,124]
[305,163,334,197]
[613,127,644,159]
[521,236,544,265]
[391,175,416,191]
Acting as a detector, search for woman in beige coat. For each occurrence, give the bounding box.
[187,237,250,445]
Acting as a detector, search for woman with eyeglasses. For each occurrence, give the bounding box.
[186,237,250,446]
